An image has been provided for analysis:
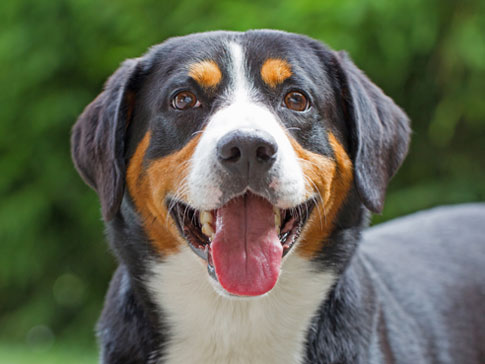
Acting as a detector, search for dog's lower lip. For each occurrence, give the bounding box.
[167,194,316,264]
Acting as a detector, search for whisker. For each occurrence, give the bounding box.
[303,175,325,229]
[191,130,204,137]
[165,171,190,223]
[296,157,324,169]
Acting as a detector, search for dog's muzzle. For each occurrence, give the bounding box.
[181,100,312,297]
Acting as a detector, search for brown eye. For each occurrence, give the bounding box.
[172,91,200,110]
[283,91,309,112]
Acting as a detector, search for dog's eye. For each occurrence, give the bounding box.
[172,91,201,110]
[283,91,309,112]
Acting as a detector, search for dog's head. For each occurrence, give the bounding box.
[72,30,410,297]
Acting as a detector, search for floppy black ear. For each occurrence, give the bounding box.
[71,59,141,221]
[334,51,411,213]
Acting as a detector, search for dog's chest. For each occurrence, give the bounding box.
[147,247,335,364]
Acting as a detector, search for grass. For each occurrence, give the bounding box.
[0,343,97,364]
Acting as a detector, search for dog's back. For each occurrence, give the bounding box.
[354,203,485,363]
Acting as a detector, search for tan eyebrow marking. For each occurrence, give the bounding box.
[261,58,292,88]
[188,60,222,88]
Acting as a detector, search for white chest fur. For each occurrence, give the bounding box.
[147,246,335,364]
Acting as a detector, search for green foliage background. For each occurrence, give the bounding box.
[1,0,484,359]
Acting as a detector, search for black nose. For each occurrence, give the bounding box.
[217,129,278,180]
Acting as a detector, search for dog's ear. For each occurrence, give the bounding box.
[333,51,411,213]
[71,58,142,221]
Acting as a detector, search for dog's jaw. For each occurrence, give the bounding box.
[146,245,336,364]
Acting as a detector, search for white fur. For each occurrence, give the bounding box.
[187,42,306,210]
[147,246,335,364]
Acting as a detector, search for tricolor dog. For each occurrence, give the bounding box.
[71,30,485,363]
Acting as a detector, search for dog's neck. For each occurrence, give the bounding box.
[147,246,336,364]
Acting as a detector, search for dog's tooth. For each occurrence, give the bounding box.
[200,210,213,225]
[201,223,215,239]
[274,207,281,235]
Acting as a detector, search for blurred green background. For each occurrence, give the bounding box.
[1,0,484,361]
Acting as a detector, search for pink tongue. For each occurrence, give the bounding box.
[211,194,282,296]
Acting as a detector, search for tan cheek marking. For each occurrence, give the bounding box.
[261,58,292,88]
[289,132,353,258]
[188,60,222,88]
[126,131,200,255]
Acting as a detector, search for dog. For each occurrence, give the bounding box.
[71,30,485,363]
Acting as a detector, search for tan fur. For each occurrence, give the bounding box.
[126,132,200,254]
[290,132,354,258]
[261,58,292,88]
[189,60,222,88]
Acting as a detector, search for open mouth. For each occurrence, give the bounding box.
[168,191,316,296]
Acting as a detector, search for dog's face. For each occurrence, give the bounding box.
[72,30,409,297]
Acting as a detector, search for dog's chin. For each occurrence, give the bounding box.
[168,191,316,297]
[207,275,272,300]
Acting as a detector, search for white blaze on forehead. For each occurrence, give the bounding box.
[187,41,307,210]
[229,43,245,89]
[228,42,253,101]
